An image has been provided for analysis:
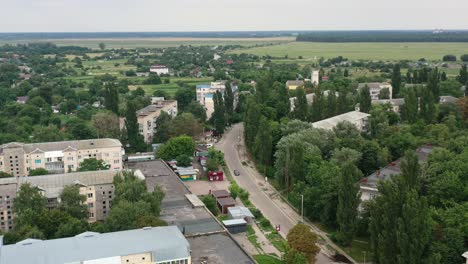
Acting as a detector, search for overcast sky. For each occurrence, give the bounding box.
[1,0,467,32]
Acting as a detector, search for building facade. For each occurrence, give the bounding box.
[0,170,121,231]
[0,139,124,177]
[286,80,305,90]
[312,111,371,132]
[358,82,393,100]
[136,98,178,143]
[311,70,320,85]
[149,65,169,75]
[0,226,191,264]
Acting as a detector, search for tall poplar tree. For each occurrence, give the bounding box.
[391,63,402,97]
[310,87,325,122]
[224,82,234,116]
[212,91,226,133]
[427,68,440,102]
[125,100,146,152]
[293,88,308,121]
[104,82,119,114]
[402,88,418,123]
[254,117,273,165]
[244,98,261,148]
[359,85,372,113]
[326,90,337,118]
[419,88,436,124]
[458,64,467,85]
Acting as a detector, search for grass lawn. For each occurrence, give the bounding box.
[254,254,283,264]
[140,77,212,96]
[231,42,468,61]
[266,232,287,253]
[340,237,372,263]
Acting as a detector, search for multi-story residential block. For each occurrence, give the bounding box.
[312,111,371,132]
[196,81,238,119]
[149,64,169,75]
[0,226,191,264]
[358,82,393,100]
[286,80,305,90]
[136,98,178,143]
[311,70,320,85]
[0,139,124,177]
[0,170,121,231]
[372,98,405,113]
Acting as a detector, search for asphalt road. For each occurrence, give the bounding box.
[216,123,347,264]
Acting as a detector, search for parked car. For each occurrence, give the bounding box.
[234,170,240,176]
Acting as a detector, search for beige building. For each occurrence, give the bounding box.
[286,80,305,90]
[0,170,121,231]
[358,82,393,100]
[136,98,178,143]
[0,226,191,264]
[312,111,371,132]
[196,81,238,119]
[0,139,124,177]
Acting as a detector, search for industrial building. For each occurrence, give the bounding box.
[312,111,370,132]
[0,226,191,264]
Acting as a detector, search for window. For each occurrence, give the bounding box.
[114,160,120,164]
[88,203,94,208]
[34,159,41,164]
[87,193,93,198]
[46,158,52,162]
[67,157,73,161]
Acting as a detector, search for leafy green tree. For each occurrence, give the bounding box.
[427,68,440,101]
[310,87,325,122]
[168,113,202,138]
[201,195,218,216]
[36,209,71,239]
[292,88,308,121]
[286,224,320,263]
[419,89,436,124]
[125,99,146,152]
[59,185,87,219]
[136,215,167,228]
[153,111,172,143]
[113,171,148,203]
[103,83,119,114]
[254,117,273,165]
[29,168,49,176]
[378,88,391,99]
[212,90,226,133]
[457,64,467,85]
[275,81,291,119]
[326,90,337,118]
[55,218,89,238]
[98,42,106,50]
[185,101,207,123]
[13,183,46,218]
[174,87,195,111]
[224,82,234,116]
[229,182,241,200]
[359,85,372,113]
[336,161,361,246]
[105,200,152,232]
[78,158,110,172]
[391,64,402,97]
[402,88,419,123]
[244,97,261,147]
[283,248,308,264]
[143,74,162,85]
[91,111,120,139]
[176,154,192,167]
[157,135,195,160]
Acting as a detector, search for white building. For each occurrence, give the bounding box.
[196,81,238,119]
[312,70,320,85]
[358,82,393,100]
[149,65,169,75]
[312,111,370,132]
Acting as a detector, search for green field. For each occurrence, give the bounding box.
[139,77,212,96]
[1,37,294,49]
[231,42,468,61]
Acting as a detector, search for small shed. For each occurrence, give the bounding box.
[176,167,198,181]
[223,219,247,234]
[211,189,230,200]
[217,197,236,214]
[228,206,255,223]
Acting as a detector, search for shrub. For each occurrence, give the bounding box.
[442,55,457,62]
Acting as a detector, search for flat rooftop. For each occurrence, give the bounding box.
[312,111,370,130]
[0,226,190,264]
[0,138,122,153]
[137,102,176,116]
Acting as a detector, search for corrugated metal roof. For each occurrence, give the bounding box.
[0,138,122,153]
[222,219,247,226]
[312,111,370,130]
[0,226,190,264]
[228,206,255,219]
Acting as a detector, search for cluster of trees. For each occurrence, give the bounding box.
[3,171,165,244]
[296,31,468,42]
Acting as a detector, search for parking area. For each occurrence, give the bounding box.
[184,179,231,196]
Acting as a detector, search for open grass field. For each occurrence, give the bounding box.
[231,42,468,61]
[140,77,212,96]
[0,37,294,49]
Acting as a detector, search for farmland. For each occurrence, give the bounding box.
[231,42,468,61]
[1,37,294,49]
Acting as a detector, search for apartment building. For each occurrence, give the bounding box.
[0,226,191,264]
[136,98,178,143]
[0,170,121,231]
[196,81,238,119]
[358,82,393,100]
[0,139,123,177]
[149,64,169,75]
[286,80,305,90]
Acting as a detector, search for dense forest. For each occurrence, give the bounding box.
[297,30,468,42]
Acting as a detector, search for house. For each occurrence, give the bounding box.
[439,95,459,104]
[312,111,371,132]
[360,145,433,202]
[228,206,255,223]
[136,72,150,77]
[0,170,120,231]
[372,98,405,113]
[217,197,236,214]
[149,64,169,75]
[0,226,191,264]
[0,138,124,177]
[286,80,304,90]
[16,96,29,104]
[135,99,178,143]
[358,82,393,100]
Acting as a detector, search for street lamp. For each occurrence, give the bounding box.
[301,194,304,223]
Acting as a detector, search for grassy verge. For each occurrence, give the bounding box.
[266,232,287,253]
[247,225,262,253]
[254,254,283,264]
